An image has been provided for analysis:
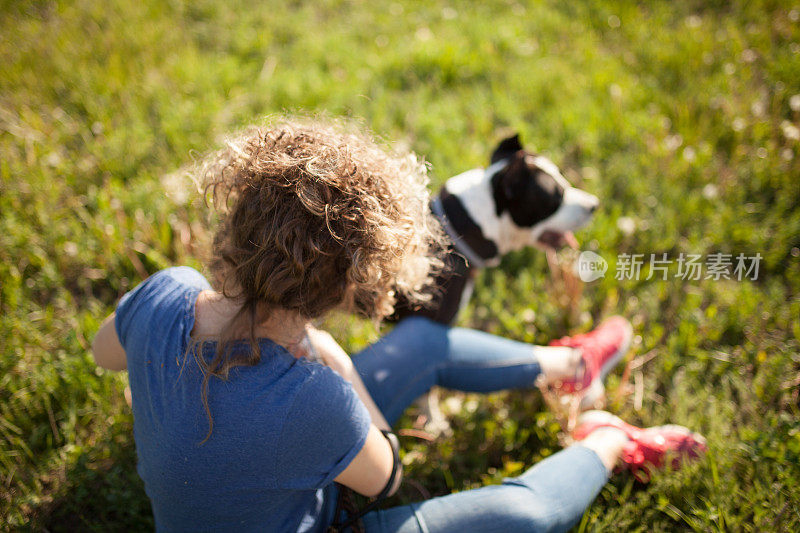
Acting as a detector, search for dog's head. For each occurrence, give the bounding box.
[489,134,599,251]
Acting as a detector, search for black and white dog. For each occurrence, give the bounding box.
[393,133,600,325]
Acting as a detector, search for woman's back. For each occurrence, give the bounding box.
[115,267,370,532]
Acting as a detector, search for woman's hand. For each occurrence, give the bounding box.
[303,325,355,379]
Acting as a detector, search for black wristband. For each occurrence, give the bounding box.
[376,430,401,501]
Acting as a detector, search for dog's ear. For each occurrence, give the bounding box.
[491,134,523,164]
[490,155,526,216]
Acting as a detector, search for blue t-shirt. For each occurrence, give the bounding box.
[115,267,371,532]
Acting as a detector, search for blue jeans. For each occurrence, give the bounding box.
[346,317,609,533]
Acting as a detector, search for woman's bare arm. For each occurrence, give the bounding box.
[334,425,400,497]
[91,313,127,371]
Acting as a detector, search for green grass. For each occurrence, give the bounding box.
[2,0,799,530]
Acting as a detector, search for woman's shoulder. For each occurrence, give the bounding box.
[288,362,370,433]
[260,358,365,422]
[119,266,211,309]
[260,354,350,397]
[153,266,212,291]
[115,266,211,351]
[271,361,372,489]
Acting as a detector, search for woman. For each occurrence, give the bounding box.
[92,118,706,532]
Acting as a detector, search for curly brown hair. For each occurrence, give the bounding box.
[188,117,444,439]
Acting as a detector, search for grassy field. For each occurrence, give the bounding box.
[2,0,800,530]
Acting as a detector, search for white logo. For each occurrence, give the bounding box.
[576,251,608,282]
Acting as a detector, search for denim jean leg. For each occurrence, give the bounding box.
[351,317,542,426]
[352,318,606,532]
[360,446,608,533]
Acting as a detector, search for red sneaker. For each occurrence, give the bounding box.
[549,316,633,408]
[574,410,707,481]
